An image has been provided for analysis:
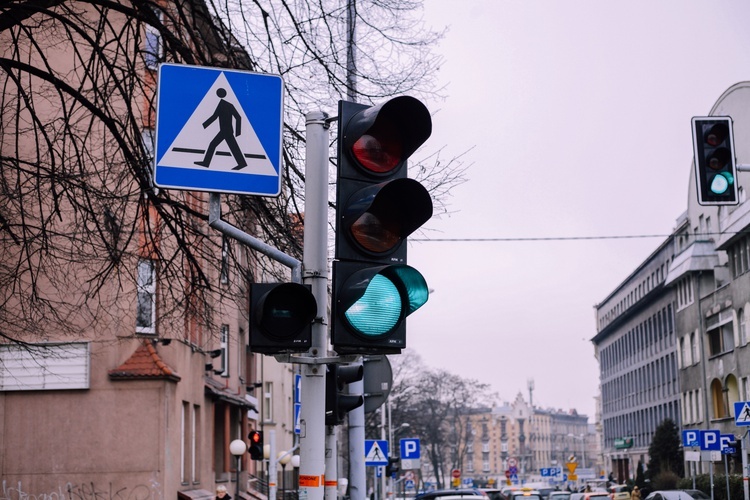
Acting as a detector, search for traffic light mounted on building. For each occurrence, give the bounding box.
[248,430,264,460]
[324,363,364,426]
[332,97,433,355]
[692,116,739,206]
[249,283,317,354]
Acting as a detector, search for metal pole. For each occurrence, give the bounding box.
[743,431,749,500]
[299,110,330,500]
[381,406,387,499]
[236,455,242,500]
[325,426,338,500]
[349,362,366,500]
[724,454,729,500]
[270,430,278,500]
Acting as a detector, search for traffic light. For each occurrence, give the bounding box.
[692,116,738,206]
[248,430,263,460]
[332,97,433,355]
[324,363,364,426]
[385,457,400,477]
[249,283,317,354]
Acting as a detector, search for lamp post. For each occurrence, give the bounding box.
[230,439,248,500]
[291,455,301,497]
[567,433,586,468]
[278,450,292,500]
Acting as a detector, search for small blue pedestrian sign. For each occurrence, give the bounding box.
[365,439,389,466]
[154,63,283,196]
[735,401,750,426]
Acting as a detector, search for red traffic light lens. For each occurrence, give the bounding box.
[351,119,403,174]
[250,431,261,444]
[706,123,729,147]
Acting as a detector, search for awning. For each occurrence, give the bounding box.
[205,378,256,410]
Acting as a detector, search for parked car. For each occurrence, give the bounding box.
[610,485,631,500]
[548,491,571,500]
[481,489,507,500]
[506,489,543,500]
[644,491,710,500]
[572,492,611,500]
[416,489,489,500]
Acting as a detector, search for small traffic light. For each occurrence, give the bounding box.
[692,116,739,206]
[324,363,364,426]
[248,430,263,460]
[249,283,317,354]
[332,97,433,355]
[385,457,400,477]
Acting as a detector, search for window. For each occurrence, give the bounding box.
[220,237,229,284]
[218,324,229,377]
[691,332,700,363]
[263,381,273,422]
[0,342,90,391]
[144,7,163,70]
[740,308,748,346]
[136,259,156,334]
[711,379,728,419]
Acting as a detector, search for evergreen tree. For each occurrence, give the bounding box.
[647,418,684,478]
[635,461,645,489]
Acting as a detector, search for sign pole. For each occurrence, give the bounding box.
[743,431,749,500]
[298,110,331,500]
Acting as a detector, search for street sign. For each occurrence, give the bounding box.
[401,438,420,459]
[364,439,389,466]
[294,402,301,434]
[721,434,736,454]
[451,469,461,479]
[508,457,518,467]
[682,429,700,447]
[154,63,284,196]
[700,430,721,451]
[735,401,750,426]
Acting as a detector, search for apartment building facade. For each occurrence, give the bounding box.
[0,2,296,498]
[593,81,750,478]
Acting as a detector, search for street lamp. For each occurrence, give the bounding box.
[230,439,248,500]
[291,455,301,495]
[278,450,292,500]
[567,433,586,468]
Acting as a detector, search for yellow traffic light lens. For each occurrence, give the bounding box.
[350,212,401,253]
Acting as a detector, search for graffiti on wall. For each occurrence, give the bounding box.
[1,479,163,500]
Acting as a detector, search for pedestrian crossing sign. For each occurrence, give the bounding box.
[154,63,283,196]
[364,439,389,466]
[734,401,750,426]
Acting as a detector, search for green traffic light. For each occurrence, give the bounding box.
[345,274,402,336]
[710,172,734,195]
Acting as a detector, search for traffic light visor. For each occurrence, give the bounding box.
[344,178,433,257]
[343,96,432,177]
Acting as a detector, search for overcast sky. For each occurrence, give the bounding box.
[404,0,750,419]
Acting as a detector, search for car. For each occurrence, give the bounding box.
[644,491,710,500]
[415,489,489,500]
[572,492,611,500]
[548,492,571,500]
[506,489,543,500]
[610,485,631,500]
[481,489,507,500]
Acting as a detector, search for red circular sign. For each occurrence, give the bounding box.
[451,469,461,479]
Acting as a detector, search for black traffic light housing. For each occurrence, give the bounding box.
[249,283,317,354]
[386,457,400,477]
[692,116,739,206]
[324,363,364,426]
[332,97,433,355]
[248,430,264,460]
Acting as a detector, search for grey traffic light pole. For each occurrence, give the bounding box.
[299,110,332,500]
